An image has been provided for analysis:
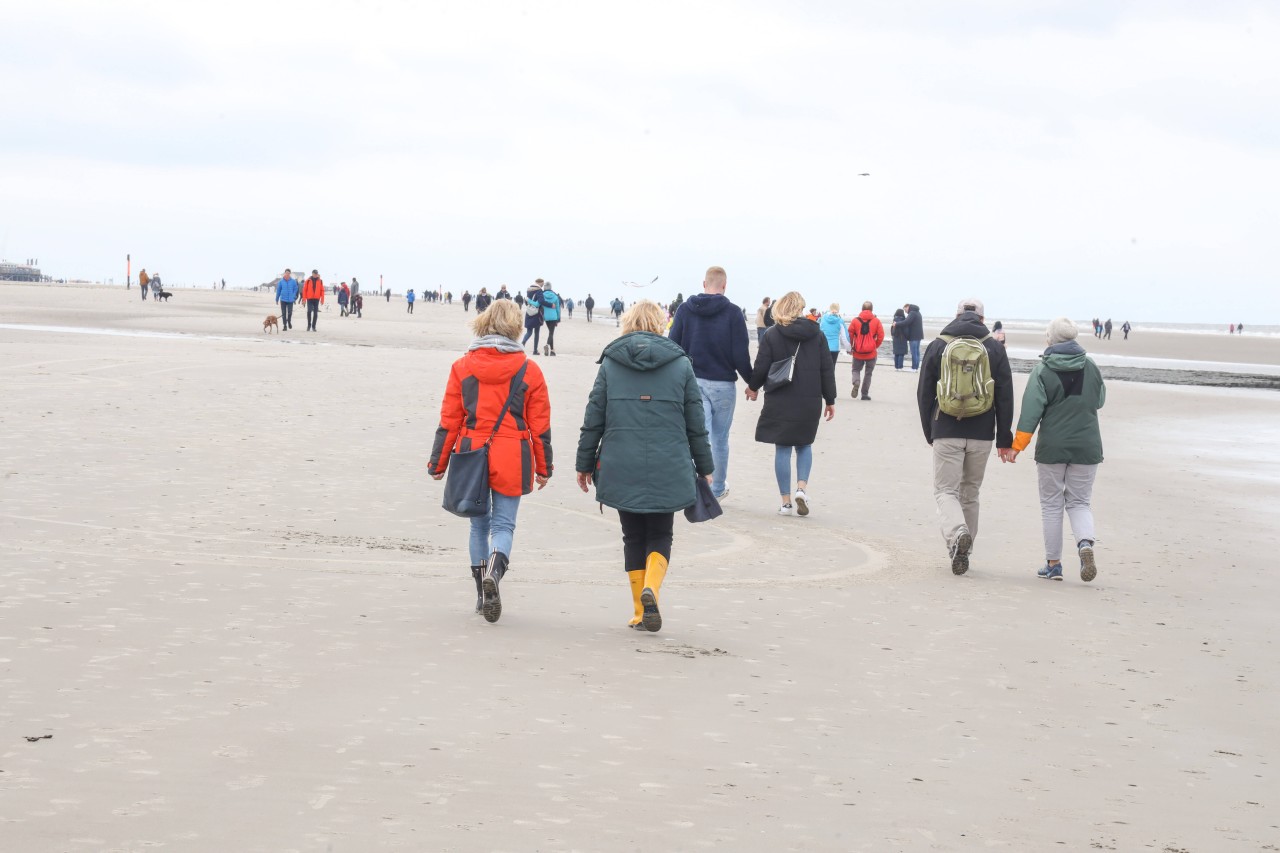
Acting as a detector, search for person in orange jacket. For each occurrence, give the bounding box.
[847,301,885,400]
[429,299,553,624]
[302,270,326,332]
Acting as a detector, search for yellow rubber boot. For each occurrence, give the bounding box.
[626,569,646,629]
[640,552,668,633]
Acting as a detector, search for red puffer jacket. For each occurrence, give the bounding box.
[429,348,552,496]
[848,311,885,360]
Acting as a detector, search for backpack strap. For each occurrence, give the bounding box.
[481,362,530,449]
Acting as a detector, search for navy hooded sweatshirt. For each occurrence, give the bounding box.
[668,293,752,383]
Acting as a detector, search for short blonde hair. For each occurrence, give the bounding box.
[828,302,840,314]
[705,266,727,290]
[620,299,667,335]
[471,299,522,340]
[772,291,806,325]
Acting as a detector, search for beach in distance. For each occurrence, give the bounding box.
[1,282,1278,851]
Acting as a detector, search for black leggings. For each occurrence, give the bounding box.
[545,321,558,351]
[618,510,673,572]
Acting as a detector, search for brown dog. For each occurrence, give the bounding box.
[263,314,279,333]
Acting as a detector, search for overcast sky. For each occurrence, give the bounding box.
[3,0,1277,323]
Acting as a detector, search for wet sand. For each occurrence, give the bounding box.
[1,283,1278,851]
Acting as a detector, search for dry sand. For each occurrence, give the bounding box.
[1,284,1278,852]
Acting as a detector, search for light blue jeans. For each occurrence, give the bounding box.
[697,378,736,496]
[774,444,813,496]
[909,339,921,370]
[469,491,521,565]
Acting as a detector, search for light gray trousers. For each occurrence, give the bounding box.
[1037,462,1098,560]
[932,437,992,551]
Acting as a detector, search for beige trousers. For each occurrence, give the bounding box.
[932,437,993,551]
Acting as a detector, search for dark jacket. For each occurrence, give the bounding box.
[1013,341,1106,464]
[523,287,543,329]
[916,312,1014,447]
[904,304,924,341]
[890,313,909,355]
[474,292,493,312]
[668,294,752,383]
[748,319,837,446]
[575,332,713,514]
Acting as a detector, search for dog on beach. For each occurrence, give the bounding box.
[263,314,279,333]
[157,290,172,301]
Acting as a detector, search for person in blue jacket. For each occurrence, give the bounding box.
[540,282,562,356]
[406,288,416,314]
[275,269,300,331]
[818,303,849,366]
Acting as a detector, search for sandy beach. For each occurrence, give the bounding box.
[2,283,1278,852]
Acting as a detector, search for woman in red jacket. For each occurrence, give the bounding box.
[429,299,553,623]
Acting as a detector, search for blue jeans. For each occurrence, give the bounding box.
[522,325,541,351]
[909,339,921,370]
[697,378,735,496]
[468,491,521,564]
[774,444,813,496]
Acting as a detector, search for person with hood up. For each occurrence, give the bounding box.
[745,291,837,516]
[575,299,713,633]
[302,270,325,331]
[522,280,545,354]
[669,265,752,500]
[1007,317,1105,583]
[916,298,1015,575]
[902,302,925,370]
[429,299,553,623]
[338,281,350,316]
[818,303,849,366]
[890,307,910,370]
[275,269,300,331]
[848,301,885,400]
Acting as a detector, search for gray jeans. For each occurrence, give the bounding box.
[851,357,876,396]
[1037,462,1098,560]
[933,437,992,551]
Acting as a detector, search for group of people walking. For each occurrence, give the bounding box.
[428,273,1107,631]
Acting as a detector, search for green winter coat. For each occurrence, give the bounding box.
[1014,341,1106,464]
[575,332,714,513]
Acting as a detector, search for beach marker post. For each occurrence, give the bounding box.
[126,253,131,289]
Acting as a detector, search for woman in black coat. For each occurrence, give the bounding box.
[745,291,836,517]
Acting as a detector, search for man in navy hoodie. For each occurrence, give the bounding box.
[669,266,751,500]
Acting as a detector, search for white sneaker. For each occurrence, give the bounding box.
[794,490,810,516]
[777,503,793,516]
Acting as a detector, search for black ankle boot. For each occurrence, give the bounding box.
[482,552,509,624]
[470,565,485,614]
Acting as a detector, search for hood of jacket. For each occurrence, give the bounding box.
[819,312,844,334]
[775,318,822,342]
[461,345,528,383]
[1041,340,1088,370]
[940,312,989,339]
[685,293,735,317]
[599,331,688,371]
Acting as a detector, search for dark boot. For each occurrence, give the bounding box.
[482,552,509,624]
[470,564,485,613]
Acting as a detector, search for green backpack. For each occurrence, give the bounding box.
[936,334,994,419]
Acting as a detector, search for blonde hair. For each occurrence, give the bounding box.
[471,298,522,340]
[704,266,727,290]
[828,302,840,314]
[771,291,806,325]
[620,299,667,335]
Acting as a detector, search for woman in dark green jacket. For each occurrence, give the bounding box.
[576,300,714,632]
[1009,317,1106,583]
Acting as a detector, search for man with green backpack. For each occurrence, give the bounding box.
[916,298,1015,576]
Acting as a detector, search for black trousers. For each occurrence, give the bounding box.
[306,299,319,330]
[280,301,294,328]
[545,321,558,351]
[618,510,674,572]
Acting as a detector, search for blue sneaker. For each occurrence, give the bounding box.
[1037,563,1063,581]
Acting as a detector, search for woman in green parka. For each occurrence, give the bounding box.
[1008,317,1106,583]
[576,300,714,632]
